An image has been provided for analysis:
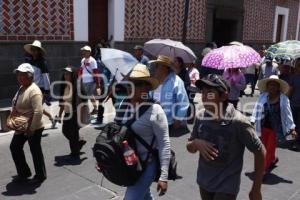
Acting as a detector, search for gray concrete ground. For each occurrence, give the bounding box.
[0,87,300,200]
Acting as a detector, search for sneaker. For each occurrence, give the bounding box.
[90,109,98,115]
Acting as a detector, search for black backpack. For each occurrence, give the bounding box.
[93,102,154,186]
[93,101,181,186]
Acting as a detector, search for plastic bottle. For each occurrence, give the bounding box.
[123,140,138,166]
[122,141,143,171]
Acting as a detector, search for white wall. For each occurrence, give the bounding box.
[73,0,88,41]
[273,6,289,42]
[296,2,300,40]
[108,0,125,44]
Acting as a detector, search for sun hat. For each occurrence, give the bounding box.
[257,75,289,94]
[80,45,92,52]
[195,74,230,93]
[24,40,46,55]
[14,63,34,74]
[149,55,174,69]
[128,63,159,90]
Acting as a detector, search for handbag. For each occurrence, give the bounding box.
[6,88,33,132]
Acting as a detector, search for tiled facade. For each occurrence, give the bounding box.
[124,0,206,42]
[0,0,74,41]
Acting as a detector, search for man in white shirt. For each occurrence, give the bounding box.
[78,45,101,115]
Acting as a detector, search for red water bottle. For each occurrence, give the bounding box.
[123,140,138,166]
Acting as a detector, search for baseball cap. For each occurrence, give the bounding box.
[196,74,230,92]
[14,63,34,74]
[80,45,92,52]
[133,45,144,50]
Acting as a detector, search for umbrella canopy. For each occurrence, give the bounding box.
[101,48,138,82]
[144,39,196,63]
[266,40,300,60]
[202,45,261,70]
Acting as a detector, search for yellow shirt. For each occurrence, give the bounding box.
[14,83,43,133]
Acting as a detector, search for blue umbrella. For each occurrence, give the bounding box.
[101,48,138,82]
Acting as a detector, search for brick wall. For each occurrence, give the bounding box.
[124,0,206,42]
[243,0,299,43]
[0,0,74,41]
[243,0,276,43]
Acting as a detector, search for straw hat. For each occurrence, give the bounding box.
[128,63,159,90]
[149,55,174,69]
[24,40,46,55]
[257,75,289,94]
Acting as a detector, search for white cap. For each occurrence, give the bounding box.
[14,63,34,74]
[80,45,92,52]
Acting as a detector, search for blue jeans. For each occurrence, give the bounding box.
[124,160,157,200]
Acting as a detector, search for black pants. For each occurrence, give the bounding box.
[10,128,46,179]
[200,187,237,200]
[97,86,106,122]
[62,113,80,154]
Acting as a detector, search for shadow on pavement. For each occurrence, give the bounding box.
[245,172,293,185]
[2,180,41,196]
[54,154,87,167]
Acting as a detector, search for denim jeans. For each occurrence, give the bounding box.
[124,160,157,200]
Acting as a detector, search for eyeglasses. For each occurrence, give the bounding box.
[207,74,228,91]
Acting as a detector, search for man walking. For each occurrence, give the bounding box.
[78,45,101,115]
[187,74,266,200]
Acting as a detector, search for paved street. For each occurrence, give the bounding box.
[1,90,300,200]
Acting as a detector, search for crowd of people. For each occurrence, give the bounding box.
[6,39,300,200]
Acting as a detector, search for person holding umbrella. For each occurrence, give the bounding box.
[251,75,297,174]
[149,55,189,132]
[223,68,246,109]
[258,55,279,80]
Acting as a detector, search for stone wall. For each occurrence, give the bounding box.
[0,41,85,101]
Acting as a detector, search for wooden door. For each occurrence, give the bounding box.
[88,0,108,50]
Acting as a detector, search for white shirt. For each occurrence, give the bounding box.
[81,56,97,83]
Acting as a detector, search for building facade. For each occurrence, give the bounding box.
[0,0,300,100]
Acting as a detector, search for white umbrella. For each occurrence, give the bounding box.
[144,39,197,63]
[101,48,138,83]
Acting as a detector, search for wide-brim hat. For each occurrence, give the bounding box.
[24,40,46,55]
[257,75,289,94]
[128,63,159,90]
[149,55,174,70]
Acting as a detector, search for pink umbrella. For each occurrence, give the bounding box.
[202,45,261,69]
